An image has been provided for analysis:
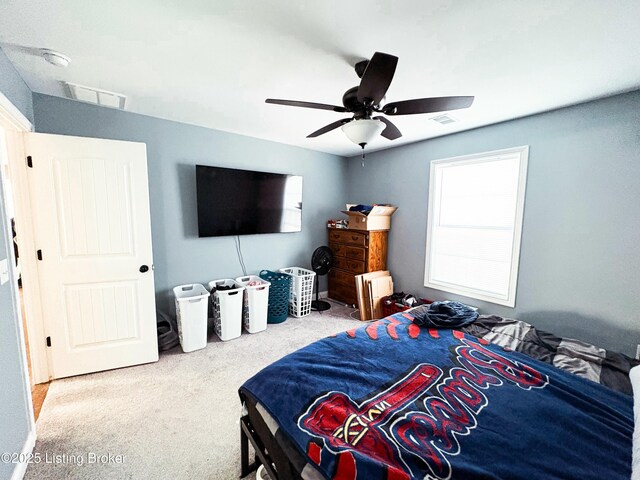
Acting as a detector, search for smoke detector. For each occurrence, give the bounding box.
[41,49,71,68]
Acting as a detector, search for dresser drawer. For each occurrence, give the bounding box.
[330,243,366,262]
[329,268,356,287]
[328,279,357,305]
[333,256,365,274]
[328,229,367,246]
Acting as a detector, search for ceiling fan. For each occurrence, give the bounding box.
[266,52,474,149]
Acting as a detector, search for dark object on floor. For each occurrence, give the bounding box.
[311,246,333,312]
[412,301,479,329]
[157,311,179,351]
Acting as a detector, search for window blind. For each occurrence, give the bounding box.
[424,147,528,306]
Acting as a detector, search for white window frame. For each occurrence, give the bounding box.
[424,146,529,307]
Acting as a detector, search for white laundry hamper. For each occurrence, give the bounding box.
[208,279,245,341]
[279,267,315,318]
[235,275,271,333]
[173,283,210,353]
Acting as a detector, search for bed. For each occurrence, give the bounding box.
[239,309,637,480]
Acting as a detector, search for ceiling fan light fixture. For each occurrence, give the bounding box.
[341,119,385,148]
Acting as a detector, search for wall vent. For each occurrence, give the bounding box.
[64,82,127,110]
[430,114,456,125]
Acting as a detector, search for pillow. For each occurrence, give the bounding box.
[412,301,479,329]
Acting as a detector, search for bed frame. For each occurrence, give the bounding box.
[240,414,279,479]
[239,391,302,480]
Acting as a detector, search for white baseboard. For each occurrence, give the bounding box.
[318,290,328,298]
[11,429,36,480]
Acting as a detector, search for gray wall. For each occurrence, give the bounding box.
[346,90,640,356]
[0,180,32,480]
[0,47,34,124]
[33,93,349,311]
[27,83,640,357]
[0,46,33,478]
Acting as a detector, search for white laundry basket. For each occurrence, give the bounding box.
[278,267,316,318]
[208,279,245,341]
[173,283,210,353]
[235,275,270,333]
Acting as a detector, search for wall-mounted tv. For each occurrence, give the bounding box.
[196,165,303,237]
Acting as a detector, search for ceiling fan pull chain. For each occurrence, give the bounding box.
[361,145,366,167]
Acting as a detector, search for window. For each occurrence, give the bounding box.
[424,146,529,307]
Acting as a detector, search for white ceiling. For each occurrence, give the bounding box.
[2,0,640,157]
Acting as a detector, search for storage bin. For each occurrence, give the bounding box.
[279,267,315,318]
[208,279,245,341]
[381,295,432,318]
[173,284,210,353]
[259,270,292,324]
[381,297,411,318]
[235,275,270,333]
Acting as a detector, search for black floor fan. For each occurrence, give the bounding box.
[311,246,333,312]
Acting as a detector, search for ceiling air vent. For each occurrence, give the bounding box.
[64,82,127,110]
[430,114,456,125]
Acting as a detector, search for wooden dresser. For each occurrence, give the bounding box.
[327,228,388,306]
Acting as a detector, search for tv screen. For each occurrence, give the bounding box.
[196,165,303,237]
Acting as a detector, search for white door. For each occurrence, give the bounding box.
[24,133,158,379]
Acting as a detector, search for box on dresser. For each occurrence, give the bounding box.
[341,204,397,231]
[327,228,388,307]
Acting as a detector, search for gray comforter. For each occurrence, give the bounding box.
[462,315,639,395]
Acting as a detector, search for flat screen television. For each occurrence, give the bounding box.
[196,165,303,237]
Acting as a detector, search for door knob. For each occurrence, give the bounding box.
[139,265,149,273]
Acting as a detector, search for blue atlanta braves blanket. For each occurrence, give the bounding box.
[240,313,634,480]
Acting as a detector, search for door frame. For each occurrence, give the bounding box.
[0,91,50,384]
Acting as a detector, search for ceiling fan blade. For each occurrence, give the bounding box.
[307,118,352,138]
[373,116,402,140]
[357,52,398,105]
[266,98,347,113]
[383,96,474,115]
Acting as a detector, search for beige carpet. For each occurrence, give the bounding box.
[26,302,361,480]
